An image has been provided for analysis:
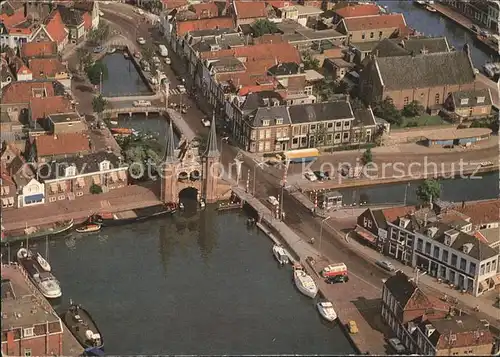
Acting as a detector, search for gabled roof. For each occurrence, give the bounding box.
[451,88,492,108]
[334,4,380,19]
[384,271,432,310]
[0,7,26,28]
[58,6,84,26]
[245,105,291,127]
[189,2,219,18]
[1,81,57,104]
[373,50,475,91]
[176,17,234,36]
[288,101,354,124]
[342,13,406,32]
[21,41,58,58]
[44,10,68,44]
[29,96,72,121]
[453,199,500,226]
[82,11,92,31]
[34,132,90,158]
[381,206,416,224]
[16,65,32,76]
[201,42,301,64]
[233,1,267,19]
[28,58,67,79]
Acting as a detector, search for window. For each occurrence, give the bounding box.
[477,96,485,103]
[49,196,56,203]
[65,165,76,177]
[361,33,365,40]
[327,122,333,129]
[258,142,264,152]
[486,262,491,273]
[404,97,409,105]
[459,258,467,271]
[76,191,84,197]
[24,349,32,357]
[469,262,476,276]
[378,31,383,38]
[435,93,440,104]
[265,129,271,139]
[492,260,497,272]
[259,130,265,139]
[262,120,270,126]
[342,132,349,140]
[99,160,110,171]
[451,254,457,267]
[276,118,283,125]
[23,328,34,337]
[58,195,65,200]
[433,246,440,259]
[370,32,374,38]
[310,124,316,131]
[335,122,342,128]
[417,238,423,252]
[425,242,431,254]
[442,250,448,263]
[264,141,271,151]
[293,126,300,135]
[292,138,298,145]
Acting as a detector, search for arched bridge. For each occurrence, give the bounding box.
[102,106,165,118]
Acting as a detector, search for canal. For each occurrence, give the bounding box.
[337,171,499,206]
[21,211,355,355]
[101,52,153,97]
[379,0,500,66]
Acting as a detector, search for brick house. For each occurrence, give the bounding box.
[189,2,219,19]
[232,1,269,26]
[39,152,128,202]
[0,169,17,209]
[21,41,59,59]
[1,276,64,356]
[29,96,73,127]
[331,3,381,25]
[336,13,408,44]
[444,88,493,122]
[30,10,69,52]
[359,46,477,110]
[30,132,90,162]
[28,58,70,86]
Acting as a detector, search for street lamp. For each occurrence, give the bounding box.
[319,216,331,252]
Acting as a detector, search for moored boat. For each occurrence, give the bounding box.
[76,224,102,234]
[272,244,290,265]
[1,220,74,245]
[414,0,426,5]
[36,252,51,272]
[425,5,436,12]
[111,127,133,135]
[293,264,318,298]
[89,203,177,227]
[17,248,62,299]
[107,47,116,54]
[317,301,338,322]
[62,303,104,350]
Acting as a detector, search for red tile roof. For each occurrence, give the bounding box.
[162,0,189,10]
[28,58,66,79]
[1,81,55,104]
[176,17,234,36]
[244,58,276,76]
[21,41,58,58]
[82,11,92,31]
[253,34,285,44]
[334,4,380,19]
[34,133,90,157]
[381,206,416,223]
[217,72,276,95]
[29,96,72,121]
[45,10,68,44]
[454,199,500,226]
[16,65,32,76]
[473,231,490,244]
[189,2,219,18]
[266,1,292,9]
[200,42,300,64]
[234,1,267,19]
[0,7,26,28]
[343,13,407,32]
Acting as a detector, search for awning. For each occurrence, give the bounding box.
[354,226,377,244]
[493,274,500,286]
[59,182,66,192]
[25,194,44,203]
[77,177,85,187]
[50,183,58,193]
[118,171,127,181]
[110,172,118,182]
[93,175,101,185]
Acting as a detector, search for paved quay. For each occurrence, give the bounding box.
[2,264,82,356]
[232,186,388,355]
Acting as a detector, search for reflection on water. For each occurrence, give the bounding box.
[100,53,152,97]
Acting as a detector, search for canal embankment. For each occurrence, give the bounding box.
[232,186,387,355]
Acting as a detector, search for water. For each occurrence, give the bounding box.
[338,171,499,205]
[30,211,354,355]
[379,0,500,66]
[101,53,153,97]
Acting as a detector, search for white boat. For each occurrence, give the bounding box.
[17,248,62,299]
[272,244,290,265]
[414,0,425,5]
[317,301,338,322]
[293,265,318,298]
[110,120,118,125]
[425,5,436,12]
[36,252,51,272]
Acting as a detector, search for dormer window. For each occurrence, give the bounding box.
[262,120,270,127]
[99,160,110,171]
[65,165,76,177]
[460,98,469,105]
[477,96,485,103]
[276,118,283,125]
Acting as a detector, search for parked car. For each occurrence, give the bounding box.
[93,46,104,53]
[387,338,406,354]
[376,260,395,272]
[304,171,317,182]
[134,8,144,15]
[137,37,146,45]
[267,196,279,206]
[348,320,358,334]
[325,275,349,284]
[313,171,326,181]
[177,84,186,93]
[133,100,151,107]
[165,57,171,65]
[201,118,211,127]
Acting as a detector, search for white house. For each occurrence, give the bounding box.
[18,178,45,207]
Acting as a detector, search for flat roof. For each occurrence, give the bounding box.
[295,5,324,16]
[304,69,324,82]
[48,112,81,123]
[425,128,492,141]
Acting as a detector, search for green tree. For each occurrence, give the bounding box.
[314,79,335,102]
[350,97,366,110]
[416,179,441,205]
[87,61,108,85]
[373,97,403,126]
[88,23,110,45]
[92,94,108,114]
[90,183,103,194]
[361,148,372,165]
[402,100,425,117]
[252,19,279,37]
[302,51,320,70]
[76,47,93,72]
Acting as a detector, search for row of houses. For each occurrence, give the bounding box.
[158,1,494,154]
[382,271,496,355]
[356,199,500,297]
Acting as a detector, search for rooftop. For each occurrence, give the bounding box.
[21,41,58,58]
[28,58,67,79]
[288,100,354,124]
[341,13,407,32]
[451,88,492,108]
[34,132,90,158]
[48,112,81,123]
[424,128,492,141]
[453,199,500,226]
[176,17,234,36]
[333,3,380,19]
[233,1,267,19]
[1,80,63,105]
[30,96,73,121]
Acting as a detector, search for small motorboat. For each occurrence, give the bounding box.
[36,252,51,272]
[425,5,436,12]
[76,224,102,233]
[317,301,338,322]
[272,244,290,265]
[414,0,425,5]
[17,248,62,299]
[109,120,118,125]
[62,303,104,350]
[111,127,133,135]
[293,264,318,298]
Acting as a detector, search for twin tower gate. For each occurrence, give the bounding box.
[160,118,221,204]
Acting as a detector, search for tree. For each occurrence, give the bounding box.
[88,23,110,45]
[252,19,279,37]
[361,148,372,165]
[314,79,336,102]
[373,97,403,126]
[350,97,366,110]
[402,100,425,117]
[92,94,108,114]
[302,51,320,71]
[90,183,103,194]
[416,179,441,205]
[76,47,93,72]
[86,61,108,85]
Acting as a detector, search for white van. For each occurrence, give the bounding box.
[158,44,168,57]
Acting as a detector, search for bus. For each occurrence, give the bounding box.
[321,263,348,278]
[158,44,168,57]
[283,148,319,163]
